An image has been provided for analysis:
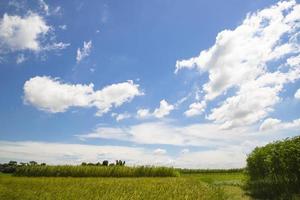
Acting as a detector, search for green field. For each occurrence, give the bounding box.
[0,172,250,200]
[14,165,179,177]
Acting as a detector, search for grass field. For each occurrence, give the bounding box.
[0,172,250,200]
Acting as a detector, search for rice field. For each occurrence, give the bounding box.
[0,172,249,200]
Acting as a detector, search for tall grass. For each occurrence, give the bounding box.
[14,165,179,177]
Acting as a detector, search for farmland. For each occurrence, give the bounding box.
[0,172,248,200]
[1,136,300,199]
[14,165,179,177]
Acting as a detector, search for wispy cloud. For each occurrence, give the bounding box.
[16,54,26,64]
[0,140,251,168]
[76,40,92,63]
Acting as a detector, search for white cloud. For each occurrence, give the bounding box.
[0,12,68,56]
[287,55,300,67]
[38,0,61,16]
[16,53,26,64]
[38,0,49,15]
[74,117,300,168]
[208,70,300,129]
[2,118,300,168]
[153,99,174,118]
[112,112,131,122]
[181,148,189,154]
[0,140,249,168]
[136,100,174,119]
[153,148,167,155]
[76,40,92,63]
[0,140,169,166]
[76,121,252,147]
[23,76,143,116]
[136,109,150,118]
[260,117,300,132]
[295,88,300,99]
[175,146,248,169]
[176,1,300,129]
[259,118,281,131]
[184,101,206,117]
[43,42,70,51]
[59,25,67,30]
[0,13,49,52]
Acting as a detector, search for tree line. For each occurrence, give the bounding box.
[0,160,126,174]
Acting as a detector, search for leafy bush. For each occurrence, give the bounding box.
[14,165,180,177]
[177,168,244,174]
[245,136,300,199]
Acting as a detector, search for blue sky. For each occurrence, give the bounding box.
[0,0,300,168]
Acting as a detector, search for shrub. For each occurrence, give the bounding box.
[245,136,300,199]
[177,168,244,174]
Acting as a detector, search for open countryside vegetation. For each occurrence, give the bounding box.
[0,172,247,200]
[1,136,299,200]
[1,0,300,199]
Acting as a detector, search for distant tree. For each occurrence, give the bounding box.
[40,163,46,166]
[0,162,17,173]
[102,160,109,166]
[81,162,87,166]
[87,163,94,166]
[96,162,101,166]
[8,161,17,166]
[109,163,115,166]
[115,160,125,166]
[29,161,37,166]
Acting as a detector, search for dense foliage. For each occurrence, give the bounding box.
[14,165,179,177]
[0,161,44,173]
[177,168,244,174]
[245,136,300,199]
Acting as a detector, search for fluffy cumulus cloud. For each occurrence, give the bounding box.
[23,76,143,116]
[136,99,174,119]
[259,118,300,132]
[76,40,92,63]
[136,108,150,118]
[259,118,282,131]
[153,100,174,118]
[0,13,49,52]
[176,0,300,129]
[184,101,206,117]
[0,10,69,55]
[111,112,131,122]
